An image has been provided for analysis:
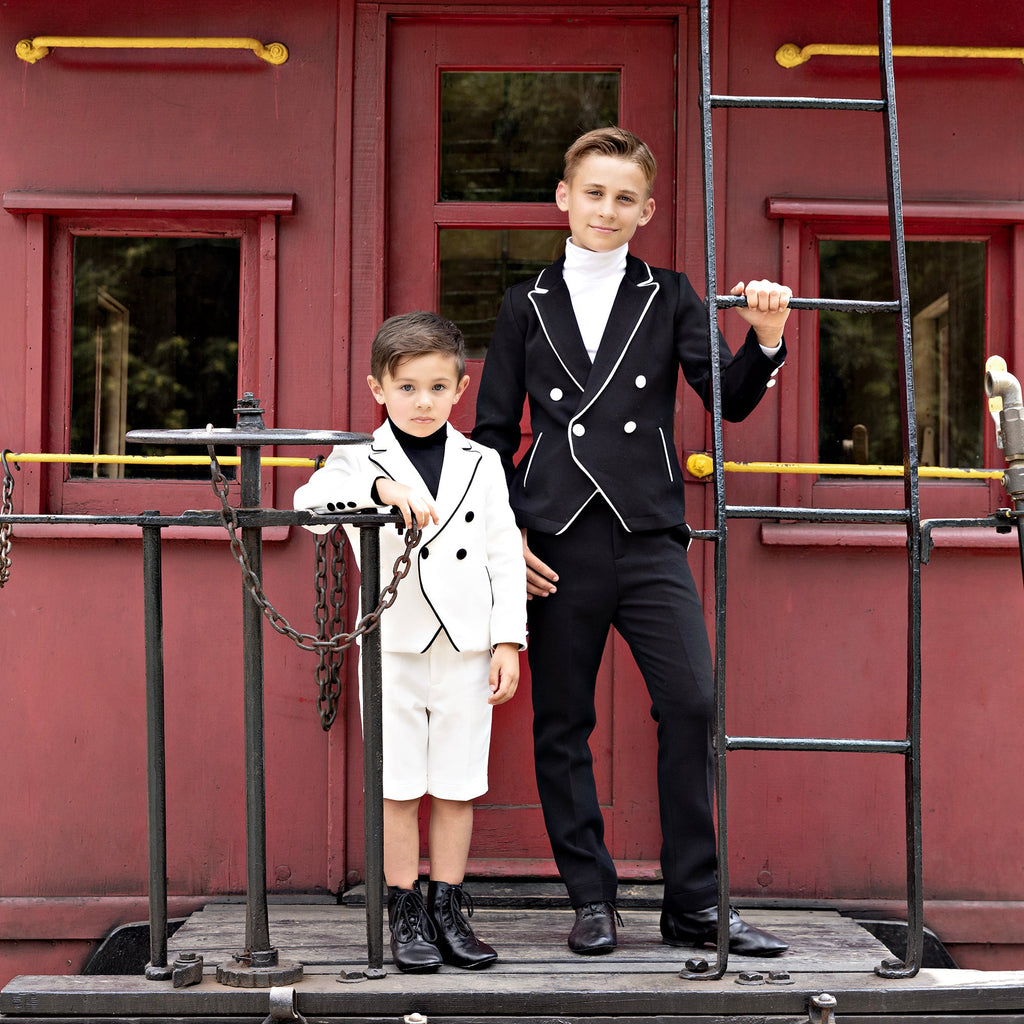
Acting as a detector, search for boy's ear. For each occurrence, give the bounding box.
[638,195,656,227]
[452,375,471,403]
[366,374,386,405]
[555,179,570,211]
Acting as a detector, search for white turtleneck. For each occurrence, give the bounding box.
[562,236,784,361]
[562,238,628,362]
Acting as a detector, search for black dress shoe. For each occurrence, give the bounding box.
[568,901,620,955]
[427,880,498,969]
[661,905,788,957]
[387,882,443,972]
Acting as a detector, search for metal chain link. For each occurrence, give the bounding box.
[207,449,419,660]
[313,526,348,730]
[0,451,15,588]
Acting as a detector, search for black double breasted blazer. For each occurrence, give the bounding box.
[473,254,786,535]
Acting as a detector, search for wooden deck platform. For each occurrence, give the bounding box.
[3,888,1024,1021]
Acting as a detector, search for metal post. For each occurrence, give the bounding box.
[358,525,386,978]
[241,438,273,960]
[124,399,371,986]
[142,519,172,981]
[875,0,924,979]
[215,396,302,987]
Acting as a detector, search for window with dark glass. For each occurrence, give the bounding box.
[440,71,619,203]
[438,70,619,353]
[818,239,986,469]
[70,236,241,479]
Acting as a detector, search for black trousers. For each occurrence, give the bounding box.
[526,499,718,914]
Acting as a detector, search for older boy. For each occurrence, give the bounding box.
[472,127,790,956]
[295,312,526,972]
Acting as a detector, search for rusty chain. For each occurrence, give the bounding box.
[0,447,416,727]
[207,448,419,691]
[0,450,14,588]
[313,525,348,730]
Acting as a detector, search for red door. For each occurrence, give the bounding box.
[371,14,684,877]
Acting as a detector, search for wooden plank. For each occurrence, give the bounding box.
[7,903,1024,1021]
[166,903,894,977]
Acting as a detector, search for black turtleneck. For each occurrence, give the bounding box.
[374,419,447,500]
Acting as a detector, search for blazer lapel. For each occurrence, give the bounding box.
[434,430,481,532]
[367,423,427,496]
[529,261,592,394]
[580,256,659,406]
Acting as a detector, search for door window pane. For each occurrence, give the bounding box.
[818,240,986,469]
[440,228,568,357]
[70,236,240,478]
[440,71,619,202]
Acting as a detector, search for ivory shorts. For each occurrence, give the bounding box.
[362,634,493,801]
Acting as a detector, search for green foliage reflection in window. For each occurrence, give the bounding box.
[818,240,986,469]
[440,71,619,202]
[71,236,240,479]
[440,228,568,358]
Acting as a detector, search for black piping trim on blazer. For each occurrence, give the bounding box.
[565,260,660,535]
[528,266,585,394]
[415,445,483,654]
[420,624,444,656]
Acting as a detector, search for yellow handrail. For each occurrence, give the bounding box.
[5,453,316,468]
[685,453,1002,481]
[776,42,1024,68]
[5,452,1005,479]
[15,35,289,65]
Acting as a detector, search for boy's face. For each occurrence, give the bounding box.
[555,152,655,253]
[367,352,470,437]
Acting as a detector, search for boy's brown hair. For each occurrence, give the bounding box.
[562,126,657,197]
[370,310,466,382]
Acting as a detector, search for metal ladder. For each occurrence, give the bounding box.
[694,0,922,979]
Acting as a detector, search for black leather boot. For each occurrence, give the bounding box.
[387,882,443,972]
[427,880,497,969]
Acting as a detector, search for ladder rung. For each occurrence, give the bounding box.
[716,294,900,314]
[710,94,885,112]
[727,736,911,754]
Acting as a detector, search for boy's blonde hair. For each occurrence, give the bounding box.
[370,311,466,382]
[563,126,657,197]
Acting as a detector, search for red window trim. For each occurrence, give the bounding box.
[762,197,1022,549]
[4,192,293,529]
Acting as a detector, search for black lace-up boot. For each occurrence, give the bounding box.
[427,880,498,968]
[387,881,443,972]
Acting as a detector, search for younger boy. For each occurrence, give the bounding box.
[295,311,527,972]
[473,127,790,956]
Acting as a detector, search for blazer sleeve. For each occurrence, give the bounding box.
[472,289,528,485]
[479,446,528,650]
[673,273,787,422]
[292,443,381,534]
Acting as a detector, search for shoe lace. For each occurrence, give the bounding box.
[580,901,623,926]
[436,885,475,937]
[391,889,438,943]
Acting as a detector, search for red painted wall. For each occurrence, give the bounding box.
[0,0,351,985]
[1,0,1023,985]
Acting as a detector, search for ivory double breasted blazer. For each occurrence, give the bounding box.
[473,254,786,534]
[294,422,527,655]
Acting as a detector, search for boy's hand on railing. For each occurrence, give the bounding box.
[375,478,438,530]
